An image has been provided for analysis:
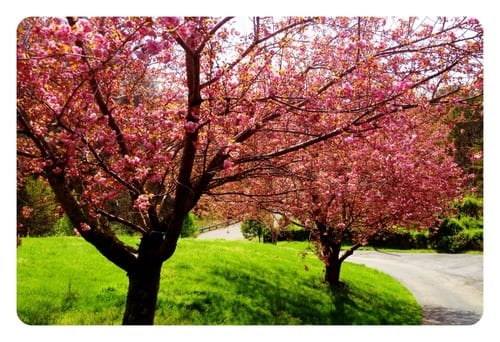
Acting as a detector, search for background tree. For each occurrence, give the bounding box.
[241,219,268,242]
[17,176,60,237]
[216,105,466,288]
[17,16,482,324]
[449,96,483,195]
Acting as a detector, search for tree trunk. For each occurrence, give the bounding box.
[122,260,162,325]
[122,234,165,325]
[325,257,343,289]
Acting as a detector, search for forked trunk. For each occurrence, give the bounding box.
[122,260,162,325]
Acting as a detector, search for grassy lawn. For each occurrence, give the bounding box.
[17,237,422,325]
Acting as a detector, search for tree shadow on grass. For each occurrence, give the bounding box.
[165,259,415,325]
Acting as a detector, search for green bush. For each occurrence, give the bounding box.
[410,231,429,249]
[448,229,483,253]
[53,215,74,236]
[17,176,59,237]
[369,228,428,250]
[430,218,465,251]
[458,215,483,230]
[180,212,199,238]
[437,218,465,237]
[428,194,484,252]
[458,196,483,218]
[283,228,310,242]
[430,214,483,253]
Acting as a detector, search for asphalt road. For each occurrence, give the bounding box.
[198,226,483,325]
[197,222,245,240]
[348,251,483,325]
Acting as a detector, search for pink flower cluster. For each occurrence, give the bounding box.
[184,121,199,134]
[134,194,152,212]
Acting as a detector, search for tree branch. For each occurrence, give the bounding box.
[96,209,148,235]
[195,17,234,54]
[339,242,362,263]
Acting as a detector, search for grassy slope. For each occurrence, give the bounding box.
[17,237,421,325]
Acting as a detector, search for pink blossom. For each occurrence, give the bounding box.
[223,160,234,169]
[88,113,98,123]
[343,83,353,96]
[184,121,199,134]
[268,86,277,97]
[159,17,180,28]
[22,206,34,219]
[144,39,163,55]
[72,45,82,55]
[177,25,193,41]
[125,155,141,166]
[80,222,91,232]
[134,194,152,212]
[54,24,72,42]
[467,18,479,25]
[471,152,482,161]
[393,80,411,93]
[75,18,92,35]
[162,119,174,129]
[344,136,354,144]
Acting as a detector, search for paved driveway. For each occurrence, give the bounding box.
[348,251,483,325]
[197,222,244,240]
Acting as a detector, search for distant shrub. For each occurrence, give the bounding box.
[17,176,59,237]
[450,229,483,252]
[181,212,199,238]
[369,228,429,250]
[437,218,465,237]
[458,196,483,218]
[279,222,310,242]
[411,231,429,249]
[430,213,483,253]
[53,215,74,236]
[458,215,483,230]
[430,218,465,251]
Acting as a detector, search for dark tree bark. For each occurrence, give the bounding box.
[315,220,355,289]
[324,242,343,289]
[122,234,164,325]
[325,254,346,290]
[123,262,162,325]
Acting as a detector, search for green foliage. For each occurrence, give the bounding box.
[241,219,268,242]
[17,237,421,325]
[17,176,59,237]
[369,227,429,250]
[180,212,199,238]
[448,97,483,195]
[368,195,483,252]
[430,195,483,253]
[457,196,483,219]
[53,215,74,236]
[453,229,483,251]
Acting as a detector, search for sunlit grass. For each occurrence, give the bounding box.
[17,237,421,325]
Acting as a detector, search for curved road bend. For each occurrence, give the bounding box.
[198,226,483,325]
[348,251,483,325]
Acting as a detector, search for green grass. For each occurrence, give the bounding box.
[17,237,422,325]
